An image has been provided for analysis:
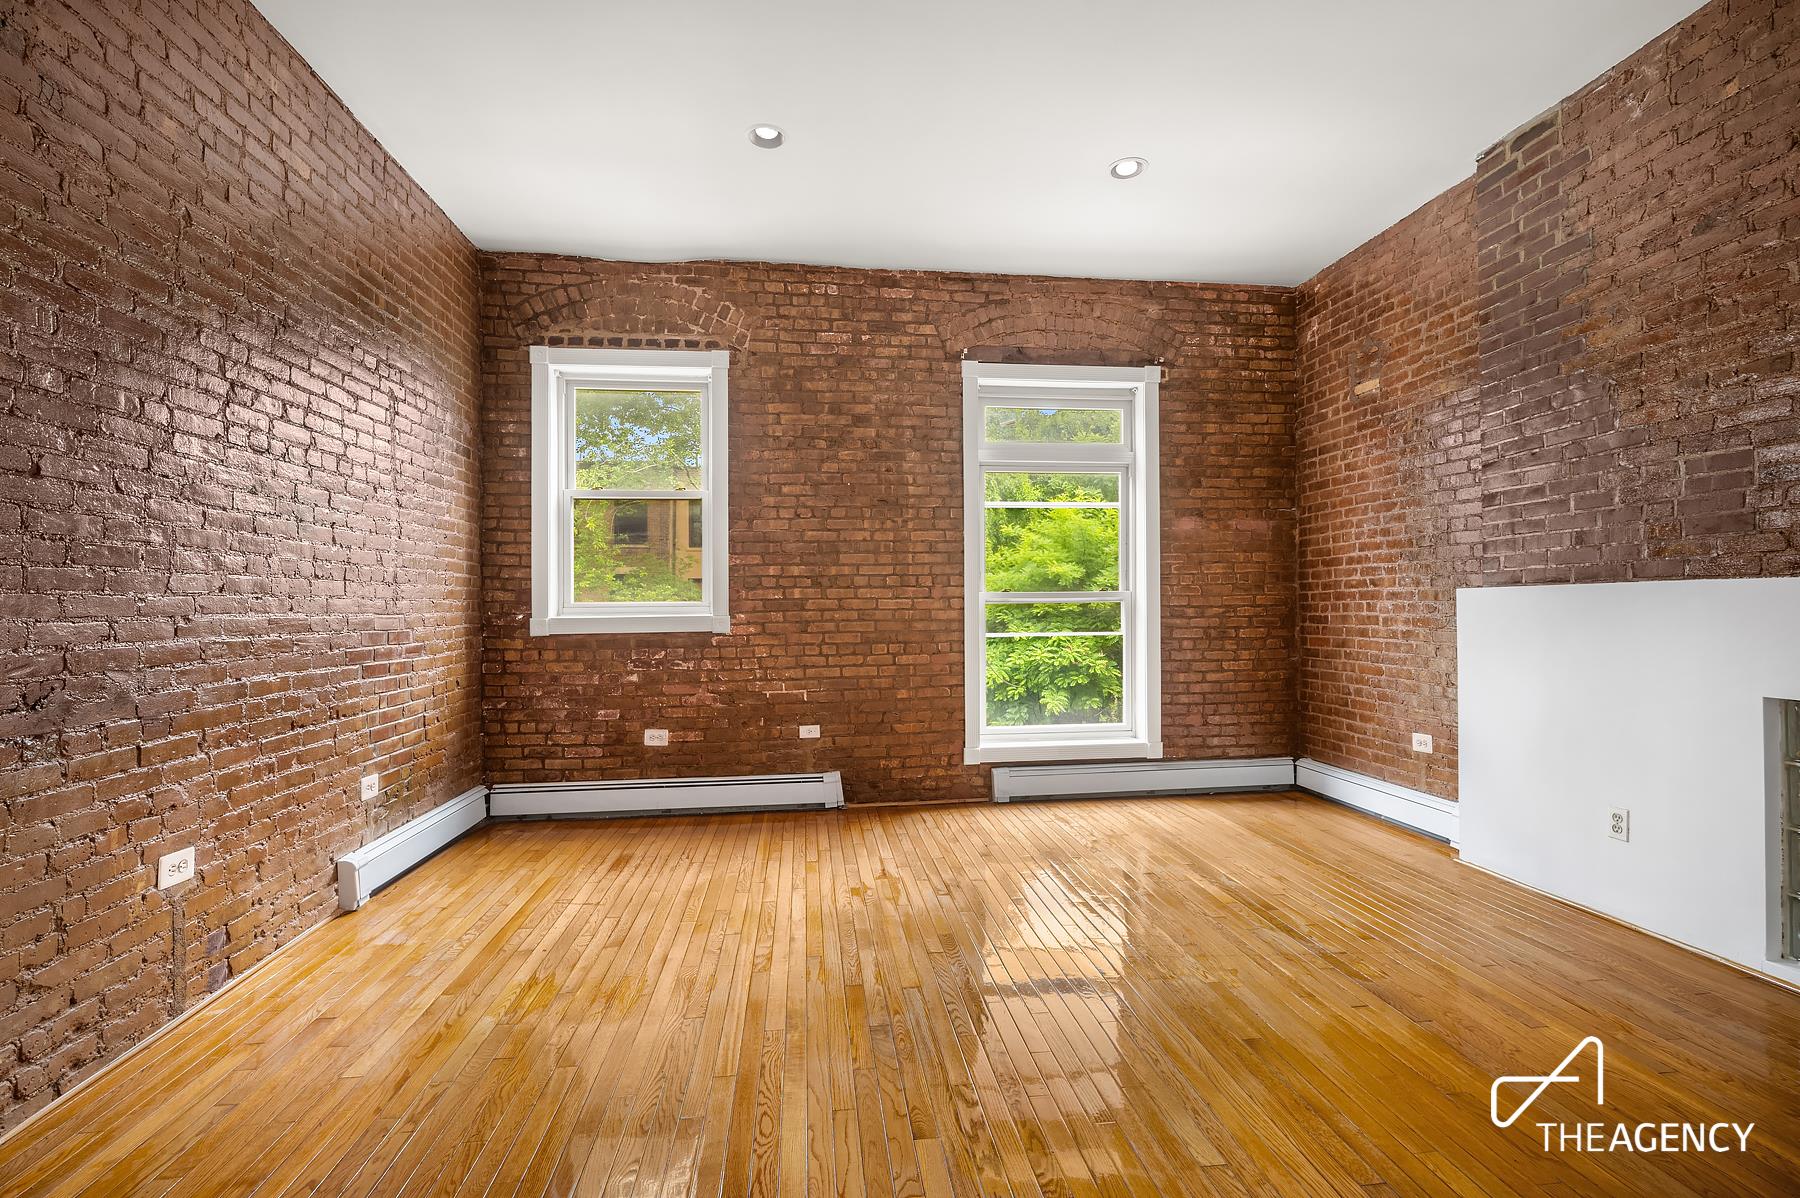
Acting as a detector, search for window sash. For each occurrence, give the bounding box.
[982,466,1128,610]
[561,375,709,496]
[561,498,711,612]
[558,375,712,607]
[980,600,1133,733]
[984,591,1129,603]
[530,347,730,635]
[980,463,1132,598]
[962,361,1160,762]
[979,387,1136,457]
[566,488,703,501]
[980,444,1131,466]
[559,375,715,612]
[977,385,1138,407]
[975,459,1134,734]
[983,404,1127,449]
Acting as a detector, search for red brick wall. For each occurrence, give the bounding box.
[1297,185,1480,799]
[1477,0,1800,584]
[0,0,483,1126]
[5,0,1788,1139]
[1296,0,1799,801]
[478,256,1296,802]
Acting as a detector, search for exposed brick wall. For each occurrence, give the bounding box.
[1477,0,1800,583]
[478,256,1296,802]
[1297,185,1480,799]
[1297,0,1798,802]
[0,0,483,1127]
[3,0,1788,1142]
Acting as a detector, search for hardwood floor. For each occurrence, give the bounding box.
[2,793,1798,1196]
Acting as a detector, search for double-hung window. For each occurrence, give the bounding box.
[962,361,1161,763]
[529,347,730,635]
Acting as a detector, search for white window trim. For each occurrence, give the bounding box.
[529,346,731,635]
[962,361,1162,764]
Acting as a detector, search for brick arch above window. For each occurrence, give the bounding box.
[510,277,754,351]
[936,296,1181,365]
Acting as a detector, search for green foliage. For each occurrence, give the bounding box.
[571,501,702,603]
[981,471,1124,726]
[984,406,1121,444]
[574,389,703,490]
[984,507,1119,595]
[568,389,705,604]
[985,634,1123,726]
[983,471,1119,503]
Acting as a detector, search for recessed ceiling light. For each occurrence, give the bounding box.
[749,124,785,149]
[1109,156,1146,180]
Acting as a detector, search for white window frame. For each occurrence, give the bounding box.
[529,346,730,635]
[962,361,1162,764]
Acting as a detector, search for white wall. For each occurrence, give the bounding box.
[1458,577,1800,987]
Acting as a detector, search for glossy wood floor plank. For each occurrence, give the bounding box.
[2,794,1798,1196]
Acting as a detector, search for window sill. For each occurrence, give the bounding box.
[531,613,729,636]
[965,738,1161,765]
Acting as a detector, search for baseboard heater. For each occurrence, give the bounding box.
[488,771,846,818]
[337,785,488,912]
[992,756,1296,802]
[1294,757,1459,844]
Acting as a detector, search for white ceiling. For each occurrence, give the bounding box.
[256,0,1704,286]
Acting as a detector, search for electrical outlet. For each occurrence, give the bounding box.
[157,847,195,890]
[1608,807,1630,842]
[1411,732,1434,753]
[798,725,820,739]
[644,728,669,746]
[359,773,379,801]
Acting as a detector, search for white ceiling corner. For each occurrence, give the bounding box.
[257,0,1706,286]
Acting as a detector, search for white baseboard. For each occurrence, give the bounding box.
[337,785,488,911]
[1295,758,1458,844]
[1457,859,1800,996]
[992,756,1296,802]
[489,771,845,818]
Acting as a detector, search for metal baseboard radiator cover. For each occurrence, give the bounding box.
[337,786,488,911]
[992,757,1296,802]
[489,771,846,818]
